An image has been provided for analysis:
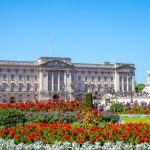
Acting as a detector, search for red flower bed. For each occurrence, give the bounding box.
[0,101,85,111]
[1,123,150,144]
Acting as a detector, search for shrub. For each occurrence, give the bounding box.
[85,93,93,108]
[101,111,119,123]
[83,110,102,128]
[110,103,124,112]
[0,108,26,127]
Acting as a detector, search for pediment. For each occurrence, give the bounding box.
[117,64,135,70]
[40,60,72,68]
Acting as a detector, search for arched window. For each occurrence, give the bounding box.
[34,84,38,92]
[27,83,31,92]
[11,83,15,92]
[2,83,7,92]
[98,84,101,92]
[19,83,23,92]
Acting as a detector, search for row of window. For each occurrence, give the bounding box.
[0,83,38,92]
[73,71,113,75]
[74,84,114,92]
[120,77,131,82]
[0,69,35,74]
[2,74,38,81]
[74,76,114,82]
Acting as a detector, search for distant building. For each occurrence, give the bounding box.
[142,71,150,96]
[0,57,135,102]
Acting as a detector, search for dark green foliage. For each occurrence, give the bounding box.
[85,93,93,108]
[0,109,26,127]
[101,111,119,123]
[25,111,79,123]
[135,84,145,93]
[110,103,124,112]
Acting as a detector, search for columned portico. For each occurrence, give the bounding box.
[0,57,135,101]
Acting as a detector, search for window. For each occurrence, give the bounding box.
[78,83,81,91]
[81,71,84,74]
[27,84,31,92]
[78,75,81,81]
[11,74,15,80]
[19,84,23,92]
[34,84,38,92]
[98,77,101,82]
[92,84,95,92]
[98,84,101,92]
[35,75,37,81]
[85,77,88,82]
[27,75,30,81]
[88,71,91,74]
[85,84,88,92]
[111,77,113,82]
[104,77,107,82]
[120,77,122,82]
[23,69,26,74]
[7,69,10,73]
[124,77,126,82]
[92,76,94,82]
[71,75,74,81]
[19,75,22,81]
[3,74,6,80]
[2,83,7,92]
[15,69,18,74]
[11,83,15,92]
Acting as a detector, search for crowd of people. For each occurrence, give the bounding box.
[93,99,150,111]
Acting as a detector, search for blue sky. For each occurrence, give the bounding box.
[0,0,150,83]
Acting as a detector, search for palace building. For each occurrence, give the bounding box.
[0,57,135,102]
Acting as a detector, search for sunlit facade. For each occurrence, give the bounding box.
[0,57,135,102]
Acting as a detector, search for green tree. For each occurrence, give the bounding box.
[135,84,145,93]
[85,93,93,108]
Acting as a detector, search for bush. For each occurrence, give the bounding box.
[110,103,124,112]
[101,111,119,123]
[85,93,93,108]
[0,109,26,127]
[83,110,102,128]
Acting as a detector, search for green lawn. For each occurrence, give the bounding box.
[121,117,150,124]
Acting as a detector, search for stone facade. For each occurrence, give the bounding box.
[0,57,135,102]
[142,71,150,96]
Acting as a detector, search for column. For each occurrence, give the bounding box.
[122,77,124,92]
[44,71,48,92]
[132,75,135,92]
[58,71,60,91]
[39,70,43,91]
[51,71,54,91]
[127,76,129,92]
[114,68,119,92]
[64,71,66,89]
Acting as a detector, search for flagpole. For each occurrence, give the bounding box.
[50,40,52,57]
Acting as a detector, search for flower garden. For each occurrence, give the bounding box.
[0,98,150,149]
